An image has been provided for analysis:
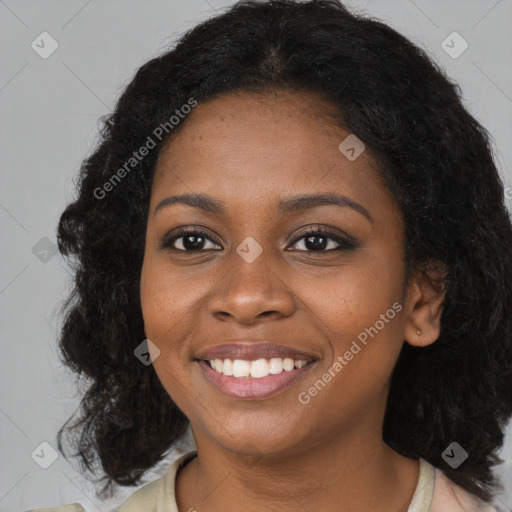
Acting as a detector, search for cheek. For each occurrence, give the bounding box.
[140,260,199,413]
[294,272,405,423]
[141,255,194,331]
[140,255,216,368]
[140,258,186,361]
[302,263,402,334]
[303,255,405,373]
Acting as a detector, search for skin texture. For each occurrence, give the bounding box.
[139,90,446,512]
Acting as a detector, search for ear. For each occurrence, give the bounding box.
[403,259,447,347]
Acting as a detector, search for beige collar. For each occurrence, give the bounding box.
[116,451,497,512]
[407,458,436,511]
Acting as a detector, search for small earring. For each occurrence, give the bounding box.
[417,329,421,336]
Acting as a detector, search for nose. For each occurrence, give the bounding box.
[207,249,296,325]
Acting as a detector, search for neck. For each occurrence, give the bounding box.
[175,429,419,512]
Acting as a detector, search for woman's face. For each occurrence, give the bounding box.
[140,90,414,458]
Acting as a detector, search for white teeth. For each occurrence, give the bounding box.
[269,357,283,374]
[283,358,294,371]
[223,358,233,376]
[250,358,270,378]
[233,359,251,377]
[207,357,311,378]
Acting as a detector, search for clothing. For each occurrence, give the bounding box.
[25,451,502,512]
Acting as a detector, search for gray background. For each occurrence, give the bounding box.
[1,0,511,511]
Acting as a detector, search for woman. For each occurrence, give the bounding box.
[27,0,512,511]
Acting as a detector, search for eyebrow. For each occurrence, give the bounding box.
[153,192,372,224]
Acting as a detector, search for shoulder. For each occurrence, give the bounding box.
[24,450,197,512]
[24,472,169,512]
[24,505,86,512]
[430,466,499,512]
[114,450,197,512]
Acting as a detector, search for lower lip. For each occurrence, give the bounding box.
[197,360,316,399]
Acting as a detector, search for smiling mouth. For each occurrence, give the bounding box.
[200,357,312,378]
[193,341,319,398]
[195,357,317,400]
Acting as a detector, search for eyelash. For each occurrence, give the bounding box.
[161,226,357,253]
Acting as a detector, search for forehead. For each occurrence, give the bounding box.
[151,90,393,215]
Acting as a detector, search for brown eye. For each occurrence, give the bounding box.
[288,227,357,252]
[161,229,222,251]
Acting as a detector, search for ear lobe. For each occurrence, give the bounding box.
[403,260,447,348]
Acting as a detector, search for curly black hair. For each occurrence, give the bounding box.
[55,0,512,503]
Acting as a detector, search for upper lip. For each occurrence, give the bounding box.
[195,342,319,362]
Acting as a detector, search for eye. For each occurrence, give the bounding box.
[288,226,357,252]
[161,228,222,251]
[161,226,357,253]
